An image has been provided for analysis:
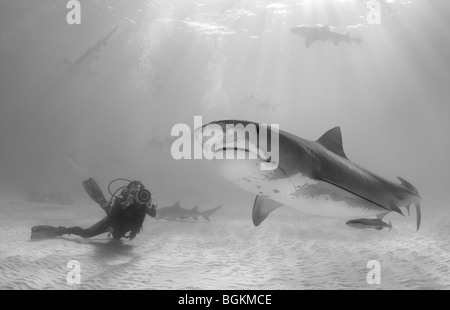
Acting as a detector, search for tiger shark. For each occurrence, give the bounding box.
[194,120,421,230]
[155,201,222,221]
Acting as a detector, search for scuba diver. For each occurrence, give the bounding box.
[30,178,158,241]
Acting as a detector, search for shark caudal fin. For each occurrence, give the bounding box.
[201,205,222,221]
[414,203,421,231]
[397,177,421,230]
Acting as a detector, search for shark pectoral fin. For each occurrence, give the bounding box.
[252,195,283,226]
[376,211,389,220]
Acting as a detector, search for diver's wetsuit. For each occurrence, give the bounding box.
[61,189,157,240]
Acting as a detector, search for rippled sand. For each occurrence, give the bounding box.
[1,199,449,289]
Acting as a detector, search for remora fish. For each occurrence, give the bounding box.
[155,201,222,221]
[194,120,421,230]
[346,212,393,231]
[290,24,362,48]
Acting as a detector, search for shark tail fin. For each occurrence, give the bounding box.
[201,205,222,221]
[405,205,411,216]
[397,177,419,196]
[414,203,421,231]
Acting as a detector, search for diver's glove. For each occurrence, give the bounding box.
[147,204,157,217]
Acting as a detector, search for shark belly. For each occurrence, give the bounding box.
[215,158,382,219]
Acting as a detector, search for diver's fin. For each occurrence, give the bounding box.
[30,225,65,240]
[252,195,283,226]
[82,178,108,208]
[201,205,222,221]
[376,212,389,220]
[317,127,348,159]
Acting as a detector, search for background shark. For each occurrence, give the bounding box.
[195,120,421,230]
[63,26,118,75]
[346,218,393,231]
[155,201,222,221]
[290,24,361,48]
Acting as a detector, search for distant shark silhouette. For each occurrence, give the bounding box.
[155,201,222,221]
[290,24,362,48]
[63,25,118,75]
[62,151,89,177]
[194,120,421,230]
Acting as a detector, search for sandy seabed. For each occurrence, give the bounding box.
[1,198,449,290]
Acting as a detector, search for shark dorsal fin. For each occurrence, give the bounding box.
[317,127,348,159]
[192,206,199,212]
[173,201,181,208]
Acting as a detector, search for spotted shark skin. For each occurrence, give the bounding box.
[194,120,421,230]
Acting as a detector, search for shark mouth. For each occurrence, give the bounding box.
[212,145,272,163]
